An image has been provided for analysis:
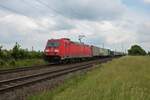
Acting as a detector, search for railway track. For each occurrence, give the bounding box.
[0,63,54,75]
[0,59,100,75]
[0,58,112,93]
[0,58,110,76]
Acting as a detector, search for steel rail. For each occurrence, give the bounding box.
[0,62,95,93]
[0,64,54,75]
[0,62,93,85]
[0,58,113,93]
[0,57,114,75]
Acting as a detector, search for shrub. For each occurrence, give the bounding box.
[0,59,5,66]
[11,42,43,60]
[128,45,147,56]
[9,59,16,66]
[0,43,44,61]
[148,52,150,56]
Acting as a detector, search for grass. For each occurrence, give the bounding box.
[28,56,150,100]
[0,59,48,70]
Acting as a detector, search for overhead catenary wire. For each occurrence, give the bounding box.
[22,0,55,17]
[35,0,83,19]
[0,4,29,17]
[34,0,65,17]
[0,1,101,45]
[0,3,46,28]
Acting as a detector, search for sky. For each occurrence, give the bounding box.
[0,0,150,52]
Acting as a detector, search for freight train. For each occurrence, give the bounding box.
[44,38,124,63]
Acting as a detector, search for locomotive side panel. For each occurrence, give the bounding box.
[67,41,92,58]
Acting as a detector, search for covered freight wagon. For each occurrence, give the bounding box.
[91,46,111,57]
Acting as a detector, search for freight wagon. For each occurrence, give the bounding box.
[91,46,111,57]
[112,51,124,56]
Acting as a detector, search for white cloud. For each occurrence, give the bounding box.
[0,0,150,52]
[44,0,125,20]
[143,0,150,4]
[0,0,125,20]
[137,22,150,51]
[0,10,75,50]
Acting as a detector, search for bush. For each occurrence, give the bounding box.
[0,46,4,59]
[9,59,16,66]
[0,43,44,61]
[147,52,150,56]
[11,42,23,60]
[128,45,147,56]
[0,59,5,66]
[29,51,44,59]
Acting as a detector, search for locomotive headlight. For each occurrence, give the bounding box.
[54,49,59,53]
[45,49,50,52]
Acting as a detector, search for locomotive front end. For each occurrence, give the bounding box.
[44,39,61,62]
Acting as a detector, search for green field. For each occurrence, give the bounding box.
[0,59,47,70]
[28,56,150,100]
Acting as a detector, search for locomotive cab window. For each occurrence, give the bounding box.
[47,42,60,47]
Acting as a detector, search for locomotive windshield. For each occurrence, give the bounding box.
[47,42,60,47]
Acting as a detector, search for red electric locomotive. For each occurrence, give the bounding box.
[44,38,92,62]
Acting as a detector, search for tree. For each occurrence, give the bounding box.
[0,45,3,59]
[148,51,150,56]
[11,42,22,60]
[11,42,44,60]
[128,45,147,55]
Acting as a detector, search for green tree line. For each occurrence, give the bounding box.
[0,42,44,62]
[128,45,149,56]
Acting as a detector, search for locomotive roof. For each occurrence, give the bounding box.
[48,38,91,46]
